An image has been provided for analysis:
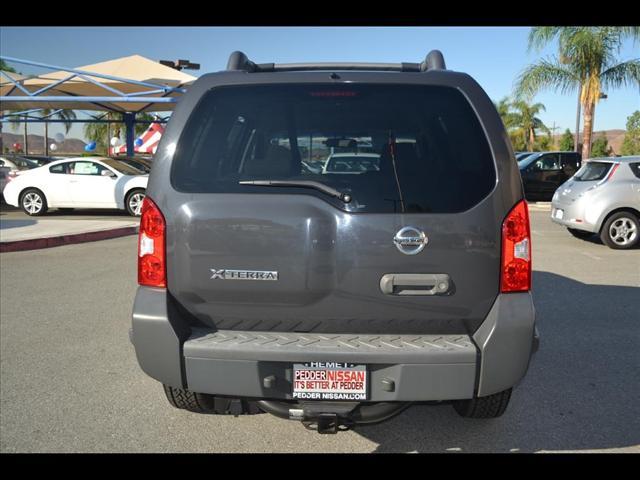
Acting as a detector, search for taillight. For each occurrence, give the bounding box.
[138,197,166,288]
[501,200,531,293]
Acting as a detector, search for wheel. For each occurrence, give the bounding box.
[452,388,512,418]
[125,189,145,217]
[567,228,592,239]
[163,385,264,415]
[20,188,48,216]
[600,212,639,250]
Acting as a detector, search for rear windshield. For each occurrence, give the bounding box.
[171,84,496,213]
[574,162,613,182]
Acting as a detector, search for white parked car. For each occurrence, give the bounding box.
[3,157,148,216]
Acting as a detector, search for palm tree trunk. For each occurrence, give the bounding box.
[529,128,535,150]
[581,101,595,159]
[44,122,49,156]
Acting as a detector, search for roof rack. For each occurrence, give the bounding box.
[226,50,446,73]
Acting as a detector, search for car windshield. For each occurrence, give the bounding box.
[100,158,146,175]
[573,161,614,182]
[171,84,496,213]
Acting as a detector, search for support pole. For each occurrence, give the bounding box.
[124,112,135,157]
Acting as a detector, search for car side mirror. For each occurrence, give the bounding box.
[101,170,117,178]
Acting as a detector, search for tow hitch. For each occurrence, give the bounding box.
[256,400,411,434]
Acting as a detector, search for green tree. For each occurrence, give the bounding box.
[559,128,575,150]
[41,109,77,155]
[534,133,552,151]
[515,27,640,159]
[494,97,519,129]
[0,59,17,73]
[590,132,611,157]
[511,100,549,150]
[493,97,548,151]
[83,112,155,155]
[621,110,640,155]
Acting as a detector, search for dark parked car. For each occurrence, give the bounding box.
[130,50,538,433]
[519,151,582,200]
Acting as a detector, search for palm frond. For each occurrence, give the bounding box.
[527,27,563,52]
[514,58,580,99]
[600,59,640,90]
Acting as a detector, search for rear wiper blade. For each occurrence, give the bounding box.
[239,180,352,203]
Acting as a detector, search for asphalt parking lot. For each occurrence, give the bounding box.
[1,209,639,453]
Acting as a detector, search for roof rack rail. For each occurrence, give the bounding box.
[226,50,446,73]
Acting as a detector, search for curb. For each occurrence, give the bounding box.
[0,225,139,253]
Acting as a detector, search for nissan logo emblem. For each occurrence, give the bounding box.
[393,226,428,255]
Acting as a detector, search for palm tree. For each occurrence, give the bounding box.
[494,97,519,130]
[494,97,548,151]
[41,109,77,155]
[84,112,156,155]
[510,100,549,150]
[515,27,640,159]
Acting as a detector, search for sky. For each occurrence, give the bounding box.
[1,26,639,142]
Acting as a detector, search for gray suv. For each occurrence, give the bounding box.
[131,50,539,433]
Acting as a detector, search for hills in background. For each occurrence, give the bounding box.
[1,132,87,155]
[1,130,630,156]
[551,129,626,155]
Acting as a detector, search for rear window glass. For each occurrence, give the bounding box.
[574,162,613,181]
[171,84,496,213]
[630,162,640,179]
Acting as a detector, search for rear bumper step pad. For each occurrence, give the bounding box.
[183,329,477,401]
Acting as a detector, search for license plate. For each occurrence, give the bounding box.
[292,362,368,401]
[554,208,564,220]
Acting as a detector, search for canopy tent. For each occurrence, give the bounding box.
[1,55,197,154]
[0,54,196,113]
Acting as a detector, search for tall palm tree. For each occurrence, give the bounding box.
[510,100,549,150]
[515,27,640,159]
[41,109,77,155]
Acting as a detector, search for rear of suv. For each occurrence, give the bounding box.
[131,50,538,433]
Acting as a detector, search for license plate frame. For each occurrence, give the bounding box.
[292,362,369,401]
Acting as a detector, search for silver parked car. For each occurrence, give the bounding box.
[551,156,640,249]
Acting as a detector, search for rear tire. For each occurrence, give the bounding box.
[567,228,592,239]
[600,212,639,250]
[20,188,48,216]
[125,189,145,217]
[452,388,512,418]
[163,385,264,415]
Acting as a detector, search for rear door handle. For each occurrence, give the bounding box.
[379,273,451,296]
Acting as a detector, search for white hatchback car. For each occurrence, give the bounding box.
[3,157,148,216]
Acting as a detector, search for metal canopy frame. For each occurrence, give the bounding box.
[0,56,188,155]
